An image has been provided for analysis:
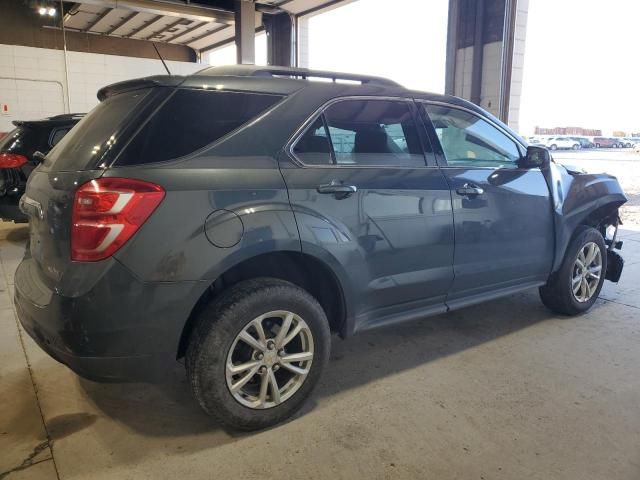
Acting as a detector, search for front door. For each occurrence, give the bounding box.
[420,103,555,306]
[280,97,455,331]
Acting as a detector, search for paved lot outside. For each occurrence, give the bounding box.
[1,154,639,479]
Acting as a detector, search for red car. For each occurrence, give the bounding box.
[593,137,624,148]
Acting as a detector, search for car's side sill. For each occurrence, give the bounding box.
[354,303,449,334]
[353,281,545,334]
[445,281,545,312]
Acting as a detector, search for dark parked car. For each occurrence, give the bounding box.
[593,137,623,148]
[0,114,83,221]
[570,137,594,149]
[15,66,626,430]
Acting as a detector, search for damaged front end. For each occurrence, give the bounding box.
[547,161,627,283]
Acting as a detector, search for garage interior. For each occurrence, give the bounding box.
[1,0,639,479]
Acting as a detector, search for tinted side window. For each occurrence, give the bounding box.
[424,104,521,168]
[50,128,70,147]
[117,89,283,166]
[292,116,332,165]
[323,100,425,167]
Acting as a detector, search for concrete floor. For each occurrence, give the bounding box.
[2,157,640,479]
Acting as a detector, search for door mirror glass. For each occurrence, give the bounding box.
[519,145,551,169]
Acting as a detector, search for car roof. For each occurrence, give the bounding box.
[96,65,525,145]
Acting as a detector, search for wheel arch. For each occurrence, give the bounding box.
[176,250,350,359]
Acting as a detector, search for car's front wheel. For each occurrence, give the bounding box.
[539,226,607,315]
[186,278,331,431]
[550,144,557,150]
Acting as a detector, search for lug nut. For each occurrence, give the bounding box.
[259,366,267,374]
[267,341,275,350]
[278,349,285,357]
[256,353,264,360]
[273,364,280,371]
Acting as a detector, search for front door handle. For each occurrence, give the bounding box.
[455,183,484,197]
[317,183,357,198]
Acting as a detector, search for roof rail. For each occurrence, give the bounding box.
[198,65,401,87]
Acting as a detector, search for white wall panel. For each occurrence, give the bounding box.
[0,44,202,133]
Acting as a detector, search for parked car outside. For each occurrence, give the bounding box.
[621,138,638,148]
[0,114,83,221]
[569,136,594,149]
[14,66,627,430]
[593,137,623,148]
[542,136,580,150]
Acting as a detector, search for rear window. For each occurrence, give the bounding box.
[115,89,283,166]
[44,88,150,171]
[0,126,38,155]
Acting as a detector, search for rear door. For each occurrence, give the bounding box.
[280,97,454,331]
[419,102,554,307]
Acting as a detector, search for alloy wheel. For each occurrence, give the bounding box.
[225,310,314,409]
[571,242,602,303]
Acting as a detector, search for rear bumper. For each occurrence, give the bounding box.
[14,256,206,382]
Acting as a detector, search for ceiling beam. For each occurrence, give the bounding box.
[144,18,184,41]
[164,21,208,43]
[125,14,164,38]
[69,0,234,24]
[183,25,230,46]
[105,11,139,35]
[63,3,81,24]
[83,8,113,32]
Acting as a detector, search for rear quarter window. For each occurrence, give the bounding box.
[115,89,283,166]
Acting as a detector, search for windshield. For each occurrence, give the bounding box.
[44,88,151,171]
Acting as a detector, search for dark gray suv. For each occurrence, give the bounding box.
[15,66,626,430]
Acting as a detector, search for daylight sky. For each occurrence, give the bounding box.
[520,0,640,135]
[209,0,639,135]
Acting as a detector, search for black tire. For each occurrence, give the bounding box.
[572,144,580,150]
[539,226,607,315]
[186,278,331,431]
[550,144,557,150]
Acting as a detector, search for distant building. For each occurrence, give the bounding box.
[534,126,602,136]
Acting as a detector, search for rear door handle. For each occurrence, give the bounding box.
[317,183,357,198]
[455,183,484,196]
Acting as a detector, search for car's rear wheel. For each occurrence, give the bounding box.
[186,278,330,431]
[539,226,607,315]
[595,143,600,148]
[572,144,580,150]
[550,144,557,150]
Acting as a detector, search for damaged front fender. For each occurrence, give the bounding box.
[547,161,627,274]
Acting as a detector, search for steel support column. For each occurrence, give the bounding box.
[470,0,485,106]
[445,0,524,125]
[264,12,293,67]
[235,0,255,64]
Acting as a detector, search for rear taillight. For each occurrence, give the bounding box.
[0,153,28,168]
[71,178,165,262]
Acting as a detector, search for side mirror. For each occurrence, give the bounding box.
[32,151,46,163]
[518,145,551,169]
